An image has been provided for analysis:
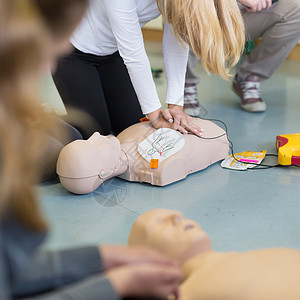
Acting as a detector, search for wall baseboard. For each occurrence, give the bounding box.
[142,28,163,42]
[287,44,300,61]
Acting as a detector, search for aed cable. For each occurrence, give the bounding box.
[190,116,300,169]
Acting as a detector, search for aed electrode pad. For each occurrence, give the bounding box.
[138,128,185,163]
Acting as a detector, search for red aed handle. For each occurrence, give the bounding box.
[291,156,300,165]
[276,136,288,149]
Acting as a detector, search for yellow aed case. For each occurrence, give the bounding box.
[276,133,300,165]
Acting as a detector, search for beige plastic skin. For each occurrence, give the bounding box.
[57,132,128,194]
[57,118,229,194]
[129,209,300,300]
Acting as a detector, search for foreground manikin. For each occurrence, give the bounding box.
[129,209,300,300]
[57,118,229,194]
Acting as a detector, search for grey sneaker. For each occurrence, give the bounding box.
[232,74,267,112]
[183,84,202,117]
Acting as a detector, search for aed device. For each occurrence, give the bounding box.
[276,134,300,165]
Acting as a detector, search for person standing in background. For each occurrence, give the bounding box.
[183,0,300,115]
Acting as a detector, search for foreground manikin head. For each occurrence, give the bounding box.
[57,132,127,194]
[129,210,300,300]
[128,209,212,262]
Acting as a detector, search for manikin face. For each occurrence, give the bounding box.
[129,209,211,262]
[78,132,122,175]
[88,131,117,149]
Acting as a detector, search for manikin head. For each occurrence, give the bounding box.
[129,209,212,263]
[57,132,127,194]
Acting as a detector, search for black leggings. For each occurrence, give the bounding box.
[52,48,143,138]
[38,119,83,183]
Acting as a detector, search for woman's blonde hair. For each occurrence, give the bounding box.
[0,0,57,231]
[0,0,87,231]
[157,0,245,79]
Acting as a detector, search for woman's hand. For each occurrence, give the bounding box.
[238,0,272,11]
[163,104,203,136]
[107,263,181,299]
[100,245,178,270]
[146,106,203,136]
[146,108,187,134]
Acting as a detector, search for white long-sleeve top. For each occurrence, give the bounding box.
[71,0,189,115]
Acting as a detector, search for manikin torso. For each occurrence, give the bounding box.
[180,249,300,300]
[117,118,228,186]
[57,118,229,194]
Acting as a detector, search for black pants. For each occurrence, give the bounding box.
[38,119,83,183]
[52,48,143,139]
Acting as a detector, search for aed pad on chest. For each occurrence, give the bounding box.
[138,128,185,163]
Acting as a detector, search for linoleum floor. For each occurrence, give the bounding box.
[39,42,300,252]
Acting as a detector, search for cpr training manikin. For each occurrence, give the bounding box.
[57,118,229,194]
[129,209,300,300]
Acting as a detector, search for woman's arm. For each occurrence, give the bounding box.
[163,21,189,108]
[17,248,181,300]
[103,0,161,116]
[12,246,103,298]
[160,22,203,136]
[0,232,10,300]
[21,263,181,300]
[12,244,179,298]
[22,274,120,300]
